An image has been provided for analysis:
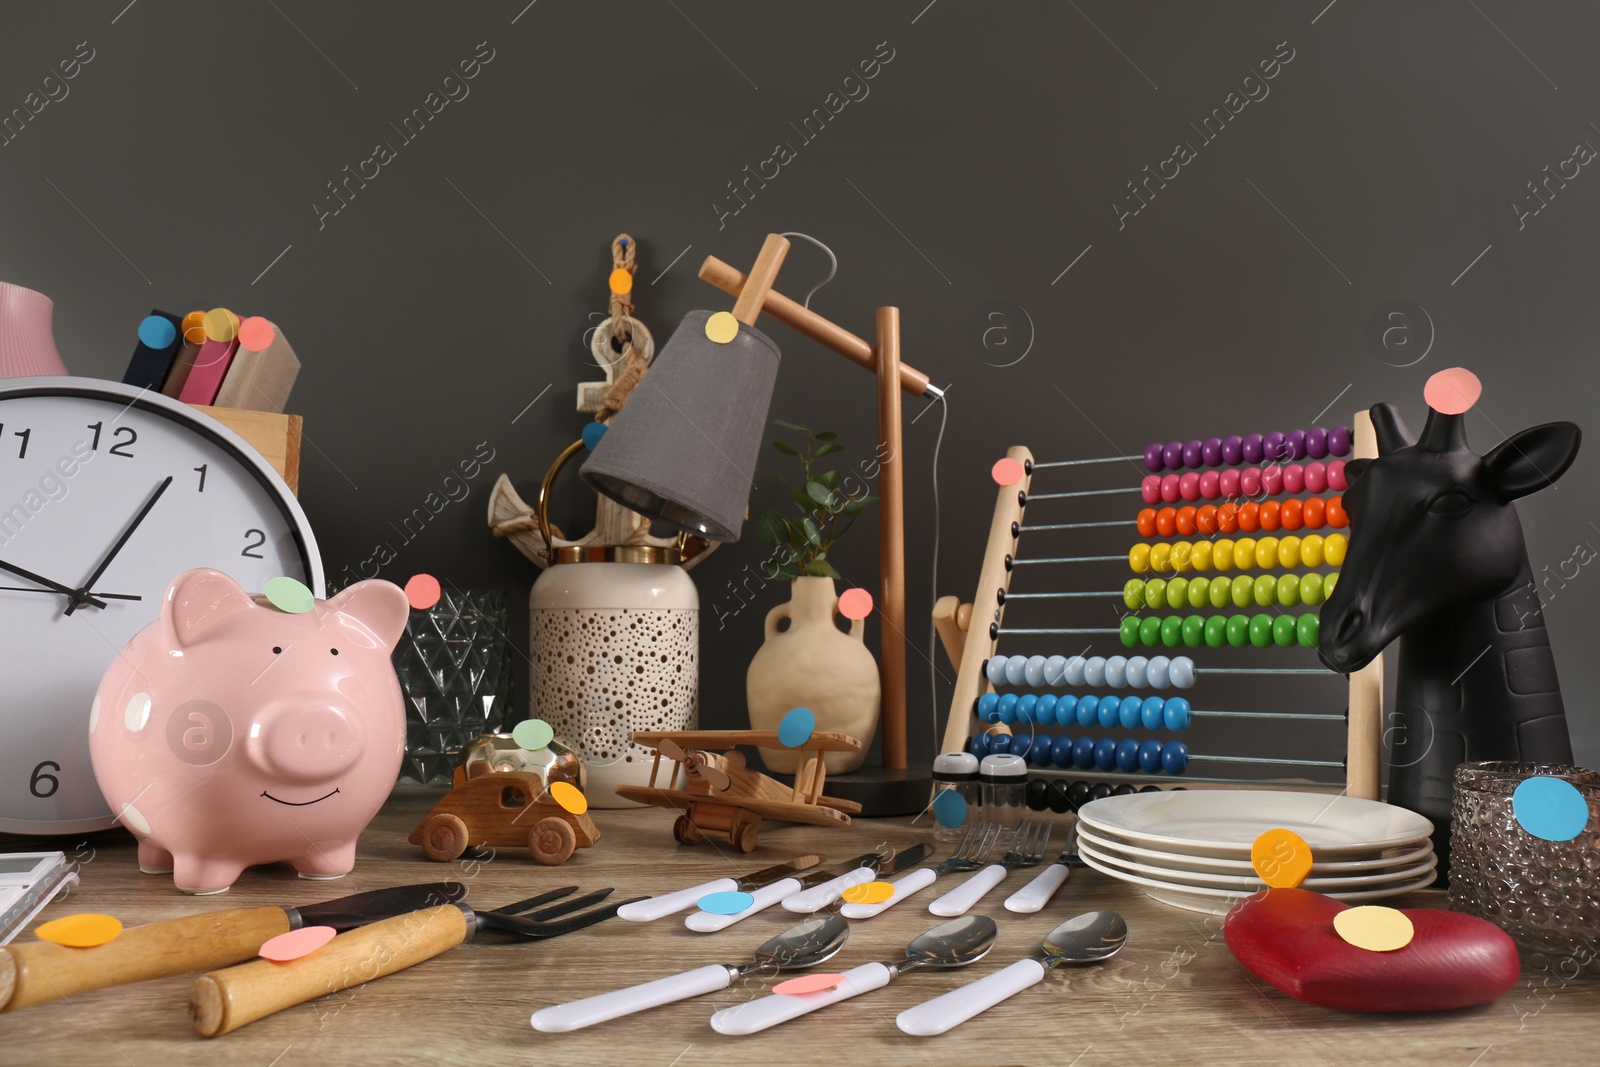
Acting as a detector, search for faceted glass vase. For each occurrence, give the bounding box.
[392,588,515,785]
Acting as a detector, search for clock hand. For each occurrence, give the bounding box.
[0,586,141,600]
[0,559,108,610]
[64,475,173,617]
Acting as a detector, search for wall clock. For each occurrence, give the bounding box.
[0,377,322,835]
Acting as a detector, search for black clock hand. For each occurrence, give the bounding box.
[64,475,173,616]
[0,560,108,610]
[0,586,141,600]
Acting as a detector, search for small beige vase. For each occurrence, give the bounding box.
[746,576,880,775]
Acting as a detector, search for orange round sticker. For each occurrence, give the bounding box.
[1251,828,1313,888]
[550,781,588,815]
[608,268,634,295]
[34,913,123,948]
[841,881,894,904]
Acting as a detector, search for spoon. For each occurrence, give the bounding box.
[709,915,997,1035]
[531,917,849,1032]
[895,910,1128,1036]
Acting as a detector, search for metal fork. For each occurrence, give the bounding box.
[839,821,1002,919]
[475,885,642,939]
[928,819,1052,916]
[1005,820,1085,913]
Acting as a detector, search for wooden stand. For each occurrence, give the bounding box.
[189,405,302,495]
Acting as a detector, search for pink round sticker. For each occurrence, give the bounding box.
[405,574,442,610]
[1424,367,1481,415]
[991,457,1025,486]
[259,925,337,961]
[838,588,873,620]
[774,973,845,996]
[237,316,276,352]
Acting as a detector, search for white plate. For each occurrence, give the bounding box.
[1075,846,1442,915]
[1074,823,1436,875]
[1076,837,1438,891]
[1077,790,1434,857]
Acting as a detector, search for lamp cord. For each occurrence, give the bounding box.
[928,388,950,752]
[778,232,838,309]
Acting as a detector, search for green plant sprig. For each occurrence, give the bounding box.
[754,420,877,581]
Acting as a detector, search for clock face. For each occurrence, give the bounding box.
[0,378,322,835]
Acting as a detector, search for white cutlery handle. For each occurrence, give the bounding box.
[684,878,802,933]
[1005,863,1070,914]
[839,867,937,919]
[928,864,1007,917]
[895,959,1047,1036]
[781,867,876,913]
[709,962,892,1035]
[531,964,733,1032]
[617,878,737,922]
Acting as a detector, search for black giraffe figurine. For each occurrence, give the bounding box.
[1318,370,1581,879]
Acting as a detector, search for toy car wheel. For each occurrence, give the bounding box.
[672,815,702,845]
[530,816,577,865]
[729,820,758,853]
[419,813,470,862]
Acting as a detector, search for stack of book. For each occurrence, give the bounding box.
[121,306,300,413]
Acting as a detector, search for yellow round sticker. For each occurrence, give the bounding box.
[1333,906,1415,952]
[704,311,740,344]
[550,780,588,815]
[1251,828,1313,888]
[840,881,894,905]
[34,913,123,948]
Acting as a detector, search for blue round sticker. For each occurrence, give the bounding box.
[697,891,755,915]
[932,789,968,829]
[778,707,816,748]
[1512,776,1591,841]
[581,422,607,451]
[138,314,177,350]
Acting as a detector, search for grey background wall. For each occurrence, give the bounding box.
[3,0,1598,773]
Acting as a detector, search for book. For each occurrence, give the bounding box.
[214,317,300,413]
[120,310,183,391]
[161,310,207,398]
[177,309,240,405]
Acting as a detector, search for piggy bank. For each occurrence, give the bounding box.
[89,568,409,894]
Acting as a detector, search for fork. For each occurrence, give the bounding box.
[1005,821,1086,913]
[476,885,638,938]
[928,819,1051,917]
[839,822,1001,919]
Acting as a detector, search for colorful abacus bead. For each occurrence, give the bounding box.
[1143,428,1351,471]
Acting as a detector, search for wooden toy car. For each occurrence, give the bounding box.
[409,763,600,866]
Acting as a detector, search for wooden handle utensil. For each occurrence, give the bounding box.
[1,906,291,1013]
[189,904,471,1037]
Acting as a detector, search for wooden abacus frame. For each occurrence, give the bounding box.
[935,413,1384,799]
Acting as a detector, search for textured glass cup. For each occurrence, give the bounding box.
[1449,761,1600,975]
[391,589,515,785]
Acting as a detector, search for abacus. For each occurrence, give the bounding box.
[933,417,1384,810]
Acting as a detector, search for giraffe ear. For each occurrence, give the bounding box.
[1484,422,1581,501]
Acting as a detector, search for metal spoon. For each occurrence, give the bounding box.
[896,910,1128,1036]
[531,917,849,1032]
[709,915,998,1035]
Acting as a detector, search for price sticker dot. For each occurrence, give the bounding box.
[1251,828,1313,888]
[1333,906,1415,952]
[841,881,894,905]
[581,421,608,451]
[932,789,968,829]
[203,307,238,343]
[404,573,442,611]
[181,310,208,345]
[237,316,275,352]
[259,925,337,961]
[608,268,634,295]
[991,457,1025,486]
[697,891,754,915]
[838,588,873,620]
[778,707,816,748]
[549,780,588,815]
[35,913,123,948]
[138,314,177,349]
[704,311,740,344]
[512,718,554,752]
[1424,367,1482,416]
[774,973,845,995]
[1513,776,1590,841]
[264,576,315,614]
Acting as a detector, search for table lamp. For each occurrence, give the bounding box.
[581,233,944,813]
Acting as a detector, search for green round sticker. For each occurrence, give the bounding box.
[512,718,554,752]
[264,576,315,614]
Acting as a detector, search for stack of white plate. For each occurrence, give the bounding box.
[1074,790,1437,914]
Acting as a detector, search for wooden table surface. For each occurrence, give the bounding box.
[3,794,1595,1066]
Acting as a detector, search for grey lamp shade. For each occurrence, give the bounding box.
[581,309,781,542]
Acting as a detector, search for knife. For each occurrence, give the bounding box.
[689,844,933,931]
[779,843,932,915]
[617,856,824,922]
[0,881,464,1013]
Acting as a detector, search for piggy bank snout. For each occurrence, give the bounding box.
[247,703,366,783]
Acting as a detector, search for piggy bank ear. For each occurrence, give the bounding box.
[326,580,410,649]
[163,568,256,648]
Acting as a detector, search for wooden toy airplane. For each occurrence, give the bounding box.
[617,729,864,852]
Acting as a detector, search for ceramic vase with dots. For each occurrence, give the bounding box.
[529,552,698,807]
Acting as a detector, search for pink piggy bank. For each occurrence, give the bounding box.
[89,568,410,894]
